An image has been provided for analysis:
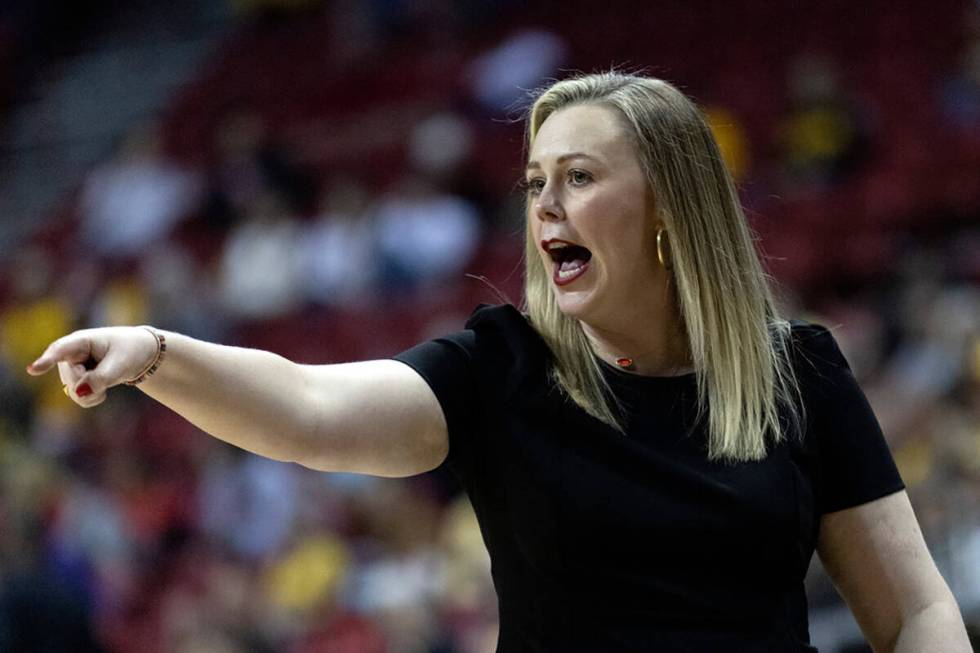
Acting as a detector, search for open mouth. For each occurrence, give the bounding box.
[543,239,593,286]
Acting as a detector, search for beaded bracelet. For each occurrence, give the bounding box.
[126,326,167,386]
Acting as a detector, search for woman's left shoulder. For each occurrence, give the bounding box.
[786,319,851,375]
[461,304,553,394]
[464,303,531,332]
[464,304,548,360]
[783,319,872,413]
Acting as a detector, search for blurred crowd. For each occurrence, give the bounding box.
[1,1,979,651]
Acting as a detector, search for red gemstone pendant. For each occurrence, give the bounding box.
[615,357,634,370]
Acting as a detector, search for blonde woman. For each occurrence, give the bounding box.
[28,73,969,651]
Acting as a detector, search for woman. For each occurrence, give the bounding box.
[28,72,970,651]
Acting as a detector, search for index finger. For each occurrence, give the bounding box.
[26,334,93,376]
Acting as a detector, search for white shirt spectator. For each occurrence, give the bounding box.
[374,178,481,290]
[80,128,201,258]
[218,195,302,319]
[299,181,377,307]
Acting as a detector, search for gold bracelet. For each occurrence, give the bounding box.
[125,327,167,386]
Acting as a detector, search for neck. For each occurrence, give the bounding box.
[580,306,692,377]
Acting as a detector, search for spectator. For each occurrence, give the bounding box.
[197,448,300,562]
[203,109,316,230]
[776,54,870,191]
[468,29,567,114]
[217,192,303,320]
[79,123,202,260]
[374,176,481,294]
[298,178,376,308]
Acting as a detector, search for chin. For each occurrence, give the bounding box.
[553,288,599,320]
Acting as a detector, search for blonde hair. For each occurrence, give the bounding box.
[522,71,802,462]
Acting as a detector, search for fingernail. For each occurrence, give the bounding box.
[76,383,93,398]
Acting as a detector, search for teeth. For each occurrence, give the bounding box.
[557,264,585,279]
[547,242,570,250]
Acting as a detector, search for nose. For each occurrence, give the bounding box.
[533,185,565,223]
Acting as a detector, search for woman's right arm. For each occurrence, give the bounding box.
[26,327,449,478]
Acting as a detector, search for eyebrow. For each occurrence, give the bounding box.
[525,152,602,171]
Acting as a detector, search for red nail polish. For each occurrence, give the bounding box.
[76,383,93,397]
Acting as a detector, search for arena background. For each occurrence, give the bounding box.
[0,1,978,651]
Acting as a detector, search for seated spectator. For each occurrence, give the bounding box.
[197,448,300,562]
[299,178,376,308]
[468,29,568,114]
[776,54,870,190]
[217,192,303,320]
[139,242,229,341]
[409,112,475,181]
[374,176,480,294]
[79,123,202,259]
[0,247,73,375]
[203,109,317,231]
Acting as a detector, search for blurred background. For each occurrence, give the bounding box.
[0,0,978,651]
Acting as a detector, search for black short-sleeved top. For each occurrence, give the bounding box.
[393,304,904,652]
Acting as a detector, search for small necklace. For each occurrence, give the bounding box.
[615,357,635,370]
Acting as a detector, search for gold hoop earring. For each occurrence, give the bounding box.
[656,227,672,271]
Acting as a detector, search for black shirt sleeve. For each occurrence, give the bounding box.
[392,330,479,476]
[390,304,552,482]
[792,322,906,514]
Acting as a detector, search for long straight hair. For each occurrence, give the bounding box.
[522,72,802,462]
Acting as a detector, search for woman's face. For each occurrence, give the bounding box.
[526,103,664,327]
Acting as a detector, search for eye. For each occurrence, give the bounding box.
[568,169,592,186]
[523,177,546,195]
